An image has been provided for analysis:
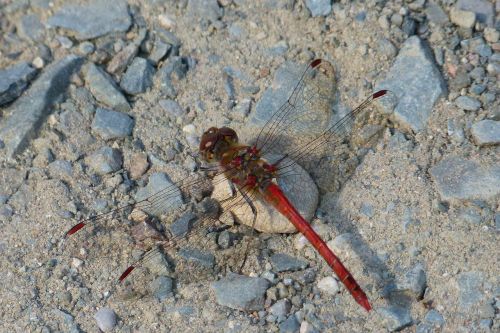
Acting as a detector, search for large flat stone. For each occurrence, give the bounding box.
[47,0,131,40]
[376,36,446,132]
[0,55,83,159]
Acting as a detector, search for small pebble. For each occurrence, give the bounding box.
[94,307,117,332]
[455,96,481,111]
[317,276,339,296]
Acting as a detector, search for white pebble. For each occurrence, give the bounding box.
[182,124,196,134]
[158,14,176,29]
[317,276,340,295]
[94,308,117,332]
[71,257,83,268]
[32,57,44,69]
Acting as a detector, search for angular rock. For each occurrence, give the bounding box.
[127,152,149,179]
[430,157,500,201]
[106,29,146,75]
[0,55,83,158]
[424,310,445,328]
[149,276,173,301]
[134,173,183,217]
[378,306,413,332]
[91,108,134,140]
[87,146,123,175]
[120,57,155,95]
[279,315,301,333]
[83,63,130,112]
[305,0,332,17]
[248,61,333,141]
[156,56,189,98]
[149,40,171,65]
[269,299,291,319]
[48,0,131,40]
[456,0,494,26]
[471,120,500,146]
[376,36,446,132]
[186,0,223,23]
[425,2,449,24]
[159,99,184,118]
[0,62,37,106]
[169,212,197,237]
[396,264,427,298]
[48,160,73,180]
[211,273,270,311]
[178,247,215,268]
[270,253,308,272]
[94,307,117,332]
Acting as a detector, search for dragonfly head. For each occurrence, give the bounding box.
[199,126,238,162]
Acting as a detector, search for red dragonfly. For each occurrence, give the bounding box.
[64,59,389,312]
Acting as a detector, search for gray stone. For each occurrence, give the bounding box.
[211,273,270,311]
[378,306,413,332]
[156,57,189,98]
[456,271,484,310]
[120,58,155,95]
[425,2,449,24]
[495,212,500,231]
[479,319,493,329]
[269,299,291,322]
[0,62,37,106]
[424,309,445,327]
[469,67,485,81]
[217,230,234,249]
[78,42,95,55]
[430,156,500,201]
[360,202,374,218]
[455,96,481,111]
[107,43,140,75]
[456,0,494,26]
[17,14,45,42]
[0,55,83,158]
[397,264,427,298]
[169,212,197,237]
[48,160,73,180]
[305,0,332,17]
[470,83,486,95]
[478,303,495,318]
[187,0,223,23]
[471,120,500,146]
[134,173,183,217]
[48,0,131,40]
[270,253,308,272]
[248,61,333,143]
[91,108,134,140]
[279,315,300,333]
[56,36,73,49]
[376,36,446,132]
[378,38,397,58]
[94,307,117,332]
[83,63,130,112]
[178,247,215,268]
[159,99,184,118]
[149,276,173,301]
[87,147,123,175]
[149,40,171,65]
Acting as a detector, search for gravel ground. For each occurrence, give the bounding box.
[0,0,499,332]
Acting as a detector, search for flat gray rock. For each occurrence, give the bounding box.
[211,273,270,311]
[270,253,308,272]
[0,62,37,106]
[91,108,134,140]
[134,173,183,217]
[430,156,500,201]
[378,306,413,332]
[376,36,446,132]
[305,0,332,17]
[471,120,500,146]
[455,271,484,310]
[48,0,131,40]
[0,55,83,159]
[456,0,494,27]
[87,146,123,175]
[186,0,223,23]
[17,14,46,42]
[120,58,155,95]
[83,63,130,112]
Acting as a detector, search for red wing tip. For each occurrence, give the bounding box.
[373,90,388,99]
[311,59,322,68]
[118,266,135,282]
[65,222,86,237]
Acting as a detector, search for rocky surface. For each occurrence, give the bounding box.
[0,1,498,332]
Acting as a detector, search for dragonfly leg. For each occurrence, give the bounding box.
[235,187,259,273]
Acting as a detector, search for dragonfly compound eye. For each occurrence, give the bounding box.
[218,127,238,143]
